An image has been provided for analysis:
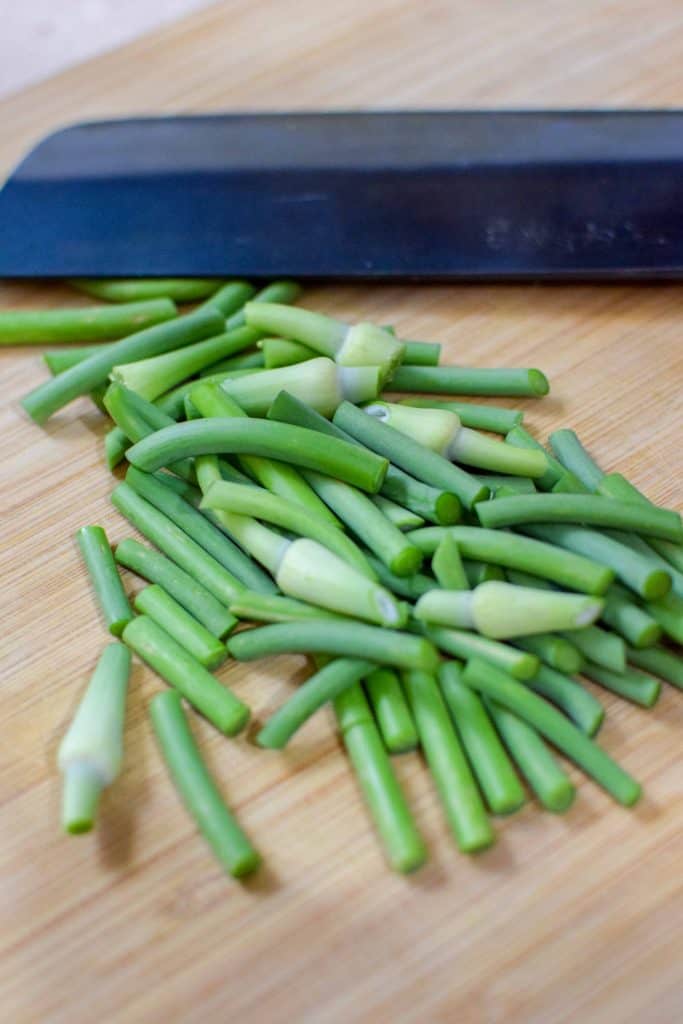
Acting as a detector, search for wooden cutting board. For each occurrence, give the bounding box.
[1,2,682,1021]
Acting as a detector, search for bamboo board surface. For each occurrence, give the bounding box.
[1,2,682,1021]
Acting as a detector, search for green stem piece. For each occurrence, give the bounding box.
[123,616,248,734]
[229,591,341,624]
[439,662,525,815]
[526,663,604,736]
[643,592,683,645]
[224,281,301,330]
[257,657,375,748]
[126,467,277,594]
[581,661,661,708]
[485,699,575,812]
[115,538,235,639]
[334,685,427,873]
[421,626,538,680]
[22,306,223,424]
[597,472,683,575]
[432,534,469,589]
[390,364,549,397]
[364,668,419,753]
[57,643,130,834]
[462,657,641,806]
[2,297,176,345]
[103,382,195,478]
[260,338,317,368]
[403,669,494,852]
[133,585,227,669]
[401,340,442,366]
[407,525,613,595]
[558,626,626,673]
[267,390,461,524]
[371,495,425,531]
[44,344,111,373]
[112,482,244,608]
[477,474,537,495]
[367,556,436,600]
[334,400,487,510]
[228,621,439,673]
[476,493,682,543]
[548,429,605,491]
[522,523,670,600]
[126,417,388,493]
[197,280,258,317]
[200,350,265,375]
[150,690,259,876]
[302,470,423,576]
[402,398,523,434]
[76,525,133,636]
[70,278,224,303]
[515,633,584,674]
[506,426,587,493]
[602,583,661,648]
[626,646,683,690]
[111,324,267,401]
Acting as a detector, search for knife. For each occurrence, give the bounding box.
[1,110,682,279]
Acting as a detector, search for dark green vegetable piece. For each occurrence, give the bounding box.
[228,621,440,673]
[515,634,584,675]
[126,467,277,594]
[334,684,427,873]
[548,429,605,491]
[485,699,576,812]
[364,668,419,753]
[522,523,670,600]
[626,646,683,690]
[123,616,249,734]
[22,306,222,424]
[2,297,176,345]
[581,662,661,707]
[407,525,613,595]
[506,426,587,493]
[76,525,133,636]
[527,663,605,736]
[150,690,260,876]
[115,538,235,639]
[257,657,375,749]
[462,657,641,805]
[559,625,626,673]
[421,626,538,680]
[224,280,301,330]
[134,586,227,670]
[476,493,682,543]
[126,418,388,494]
[390,364,549,397]
[439,662,525,815]
[403,669,494,852]
[602,584,661,648]
[70,278,224,303]
[111,483,245,607]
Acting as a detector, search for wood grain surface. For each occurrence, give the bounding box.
[1,2,682,1022]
